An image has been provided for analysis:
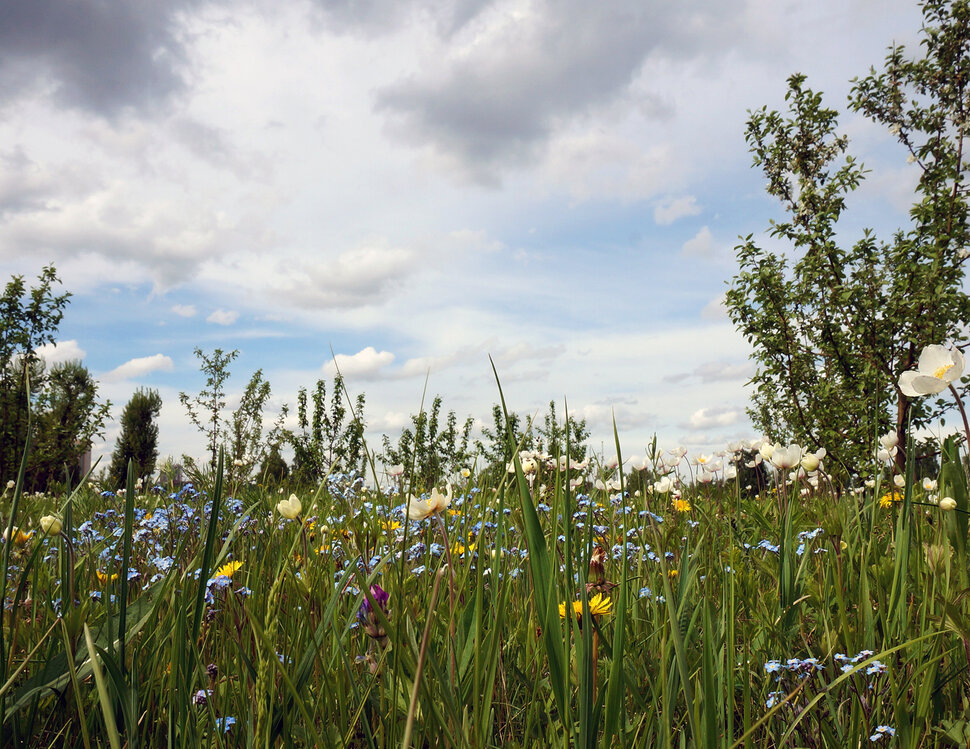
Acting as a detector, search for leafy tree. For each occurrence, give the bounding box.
[476,403,526,481]
[28,361,110,492]
[535,400,589,461]
[0,265,71,483]
[228,369,287,484]
[179,348,239,471]
[382,396,474,491]
[287,375,366,484]
[258,443,289,485]
[108,388,162,489]
[726,0,970,477]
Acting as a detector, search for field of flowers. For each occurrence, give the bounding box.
[4,382,970,746]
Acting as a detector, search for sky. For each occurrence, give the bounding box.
[0,0,930,470]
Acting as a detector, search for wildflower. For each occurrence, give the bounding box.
[940,496,957,512]
[899,344,965,397]
[800,448,825,473]
[2,526,32,546]
[870,725,895,742]
[923,477,938,491]
[559,593,612,620]
[878,491,902,509]
[358,583,390,644]
[276,494,302,520]
[672,498,691,513]
[214,560,243,579]
[653,476,675,494]
[5,480,13,490]
[39,515,62,535]
[407,484,452,521]
[387,464,405,478]
[96,571,120,583]
[770,444,802,469]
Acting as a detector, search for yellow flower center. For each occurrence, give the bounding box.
[934,362,954,380]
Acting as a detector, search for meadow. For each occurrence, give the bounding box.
[4,391,970,749]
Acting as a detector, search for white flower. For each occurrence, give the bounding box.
[653,476,675,494]
[770,444,802,470]
[407,484,452,521]
[5,480,13,490]
[387,464,405,478]
[879,432,899,450]
[724,465,738,480]
[276,494,302,519]
[923,477,938,491]
[893,475,905,489]
[864,479,876,489]
[39,515,62,535]
[800,447,826,473]
[759,441,775,461]
[899,345,965,397]
[940,496,957,512]
[460,468,471,479]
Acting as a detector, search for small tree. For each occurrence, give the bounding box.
[0,265,71,482]
[726,0,970,476]
[179,348,239,470]
[228,369,288,484]
[28,361,110,492]
[287,375,366,484]
[109,388,162,489]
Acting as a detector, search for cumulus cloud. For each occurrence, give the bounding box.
[681,226,716,257]
[683,406,742,430]
[654,195,701,225]
[664,358,754,384]
[103,353,175,382]
[207,309,239,325]
[376,0,735,180]
[324,346,396,379]
[35,339,86,365]
[0,1,203,115]
[701,293,728,321]
[171,303,197,317]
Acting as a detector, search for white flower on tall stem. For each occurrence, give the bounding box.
[899,345,965,397]
[770,444,802,470]
[407,484,453,522]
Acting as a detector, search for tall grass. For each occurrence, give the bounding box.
[2,402,970,746]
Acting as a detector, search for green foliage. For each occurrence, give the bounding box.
[258,443,289,485]
[228,369,287,484]
[28,361,110,493]
[726,0,970,477]
[108,388,162,489]
[287,374,366,484]
[178,348,239,471]
[381,395,474,490]
[0,265,71,484]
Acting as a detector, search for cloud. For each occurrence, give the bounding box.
[376,0,735,180]
[681,226,716,257]
[0,1,202,115]
[324,346,396,380]
[701,293,728,321]
[664,358,754,385]
[654,195,701,225]
[103,353,175,382]
[35,339,86,365]
[171,304,197,317]
[683,406,742,430]
[207,309,239,325]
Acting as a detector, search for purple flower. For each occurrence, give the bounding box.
[358,584,390,643]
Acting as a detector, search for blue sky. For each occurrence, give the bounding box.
[0,0,928,468]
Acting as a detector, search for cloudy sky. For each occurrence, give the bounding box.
[0,0,927,469]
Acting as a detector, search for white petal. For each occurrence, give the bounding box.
[917,344,952,374]
[910,373,950,395]
[946,348,965,383]
[898,370,921,397]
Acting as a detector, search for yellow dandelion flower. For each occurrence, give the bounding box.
[558,593,613,620]
[381,520,402,533]
[215,560,243,579]
[668,569,679,578]
[96,570,119,583]
[878,491,902,509]
[452,542,476,556]
[672,498,692,513]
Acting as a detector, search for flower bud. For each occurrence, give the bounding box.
[276,494,302,519]
[39,515,62,535]
[940,496,957,512]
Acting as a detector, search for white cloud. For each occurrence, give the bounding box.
[324,346,396,380]
[207,308,239,326]
[701,293,728,320]
[35,339,86,365]
[171,303,197,317]
[682,226,716,257]
[103,353,174,382]
[654,195,701,225]
[685,407,742,430]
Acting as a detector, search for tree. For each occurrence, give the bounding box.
[0,265,71,483]
[287,375,366,484]
[535,400,589,461]
[725,0,970,477]
[28,361,110,492]
[382,396,474,491]
[108,388,162,489]
[179,348,239,471]
[228,369,287,484]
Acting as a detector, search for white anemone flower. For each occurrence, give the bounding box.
[899,345,965,397]
[407,484,453,522]
[923,477,938,491]
[770,444,802,470]
[653,476,675,494]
